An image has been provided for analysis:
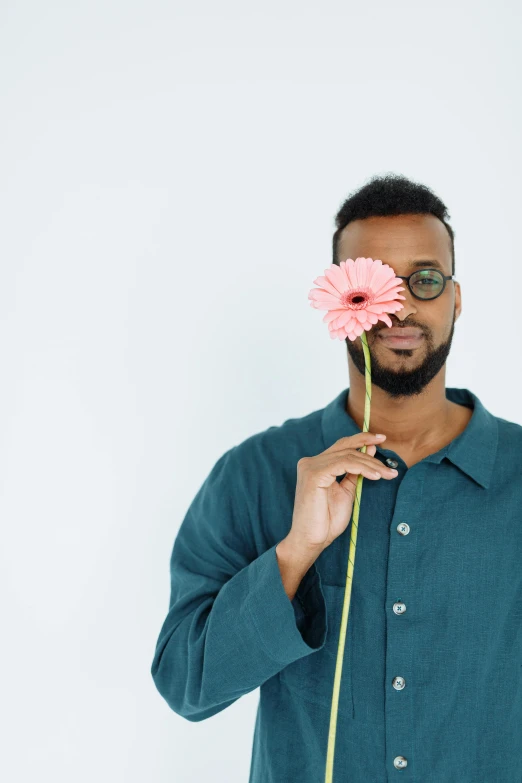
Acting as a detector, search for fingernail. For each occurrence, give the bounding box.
[375,434,385,438]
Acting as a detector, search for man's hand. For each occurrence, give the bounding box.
[276,433,398,600]
[291,431,399,548]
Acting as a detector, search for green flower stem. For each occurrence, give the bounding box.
[324,329,372,783]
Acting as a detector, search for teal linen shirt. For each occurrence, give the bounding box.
[151,387,522,782]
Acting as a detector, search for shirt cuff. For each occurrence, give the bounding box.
[292,563,327,648]
[246,543,328,665]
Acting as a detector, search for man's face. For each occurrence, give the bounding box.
[337,214,462,399]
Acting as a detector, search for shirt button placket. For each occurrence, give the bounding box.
[383,454,420,776]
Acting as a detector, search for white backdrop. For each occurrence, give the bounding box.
[1,2,521,781]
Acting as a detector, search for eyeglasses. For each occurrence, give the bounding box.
[395,269,454,301]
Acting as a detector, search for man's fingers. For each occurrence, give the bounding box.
[298,452,398,483]
[325,447,396,475]
[299,445,396,478]
[323,432,386,455]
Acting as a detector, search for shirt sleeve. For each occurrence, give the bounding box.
[292,596,306,628]
[150,445,328,722]
[292,566,326,645]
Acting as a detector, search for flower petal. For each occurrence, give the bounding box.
[309,301,333,310]
[363,257,374,284]
[365,303,391,314]
[332,309,355,329]
[367,259,384,290]
[366,264,390,291]
[308,290,343,308]
[381,300,405,313]
[322,308,346,324]
[372,278,405,299]
[372,292,405,306]
[338,261,351,290]
[350,258,361,288]
[355,257,367,288]
[312,275,342,299]
[324,264,349,294]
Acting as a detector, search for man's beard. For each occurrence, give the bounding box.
[346,310,456,399]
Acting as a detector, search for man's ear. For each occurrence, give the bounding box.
[454,281,462,322]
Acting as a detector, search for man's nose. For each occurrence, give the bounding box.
[393,296,417,321]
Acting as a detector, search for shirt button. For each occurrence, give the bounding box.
[393,601,406,615]
[385,458,399,469]
[397,522,410,535]
[393,756,408,769]
[392,676,406,690]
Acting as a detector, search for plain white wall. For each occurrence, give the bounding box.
[1,1,521,781]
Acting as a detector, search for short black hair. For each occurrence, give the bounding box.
[332,173,455,275]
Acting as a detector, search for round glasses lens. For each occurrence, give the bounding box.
[410,270,444,299]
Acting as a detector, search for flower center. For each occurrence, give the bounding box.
[341,287,374,310]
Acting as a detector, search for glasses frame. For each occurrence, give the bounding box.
[395,269,454,301]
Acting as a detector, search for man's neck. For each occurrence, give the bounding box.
[346,368,455,454]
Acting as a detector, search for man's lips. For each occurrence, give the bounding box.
[377,327,424,348]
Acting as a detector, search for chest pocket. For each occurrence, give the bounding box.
[279,583,354,717]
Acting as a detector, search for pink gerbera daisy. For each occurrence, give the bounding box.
[308,256,407,341]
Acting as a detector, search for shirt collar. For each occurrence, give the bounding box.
[321,386,498,489]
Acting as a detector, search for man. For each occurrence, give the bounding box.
[151,173,522,782]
